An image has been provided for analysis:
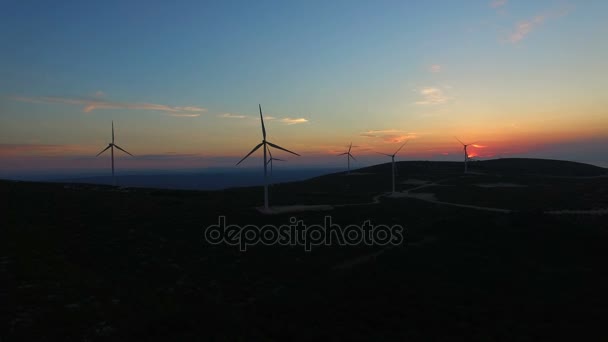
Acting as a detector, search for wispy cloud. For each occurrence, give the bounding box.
[255,113,308,124]
[490,0,507,8]
[0,143,93,157]
[429,64,442,73]
[360,130,418,143]
[14,96,206,117]
[218,113,308,125]
[93,90,105,98]
[508,15,545,43]
[360,129,404,136]
[279,117,308,125]
[415,87,450,105]
[218,113,248,119]
[507,5,573,43]
[170,113,203,117]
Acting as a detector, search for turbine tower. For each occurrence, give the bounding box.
[338,142,356,174]
[377,141,407,193]
[456,137,477,174]
[96,121,133,185]
[236,104,300,210]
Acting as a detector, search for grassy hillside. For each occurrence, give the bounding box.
[1,159,607,341]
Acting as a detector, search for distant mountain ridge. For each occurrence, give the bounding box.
[1,159,605,192]
[352,158,607,178]
[50,168,342,191]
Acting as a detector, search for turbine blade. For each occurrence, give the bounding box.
[348,142,352,153]
[267,146,273,159]
[455,137,464,145]
[114,144,133,156]
[274,158,286,161]
[266,141,300,156]
[376,152,392,156]
[395,141,408,155]
[112,121,115,144]
[259,104,266,140]
[349,153,356,161]
[337,152,348,156]
[96,144,111,157]
[236,142,264,165]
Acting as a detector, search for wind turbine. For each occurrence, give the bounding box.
[338,143,356,174]
[96,121,133,185]
[267,148,286,177]
[455,137,477,174]
[377,141,408,193]
[236,104,300,210]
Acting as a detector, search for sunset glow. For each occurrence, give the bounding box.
[1,1,607,174]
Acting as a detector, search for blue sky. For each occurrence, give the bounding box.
[1,0,607,172]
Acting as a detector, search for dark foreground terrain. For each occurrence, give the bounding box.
[2,158,607,341]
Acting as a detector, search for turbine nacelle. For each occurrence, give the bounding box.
[338,142,357,159]
[338,142,357,174]
[235,104,300,209]
[376,142,408,193]
[376,141,408,159]
[95,121,133,183]
[455,137,479,174]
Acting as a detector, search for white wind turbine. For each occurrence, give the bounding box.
[338,142,356,175]
[236,104,300,210]
[377,141,408,193]
[96,121,133,185]
[455,137,477,174]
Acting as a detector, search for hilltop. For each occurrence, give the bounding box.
[1,158,607,341]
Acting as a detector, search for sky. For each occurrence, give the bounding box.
[1,0,607,174]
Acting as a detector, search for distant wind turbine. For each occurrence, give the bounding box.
[267,148,286,177]
[96,121,133,185]
[236,104,300,210]
[338,142,356,174]
[377,141,408,193]
[455,137,477,174]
